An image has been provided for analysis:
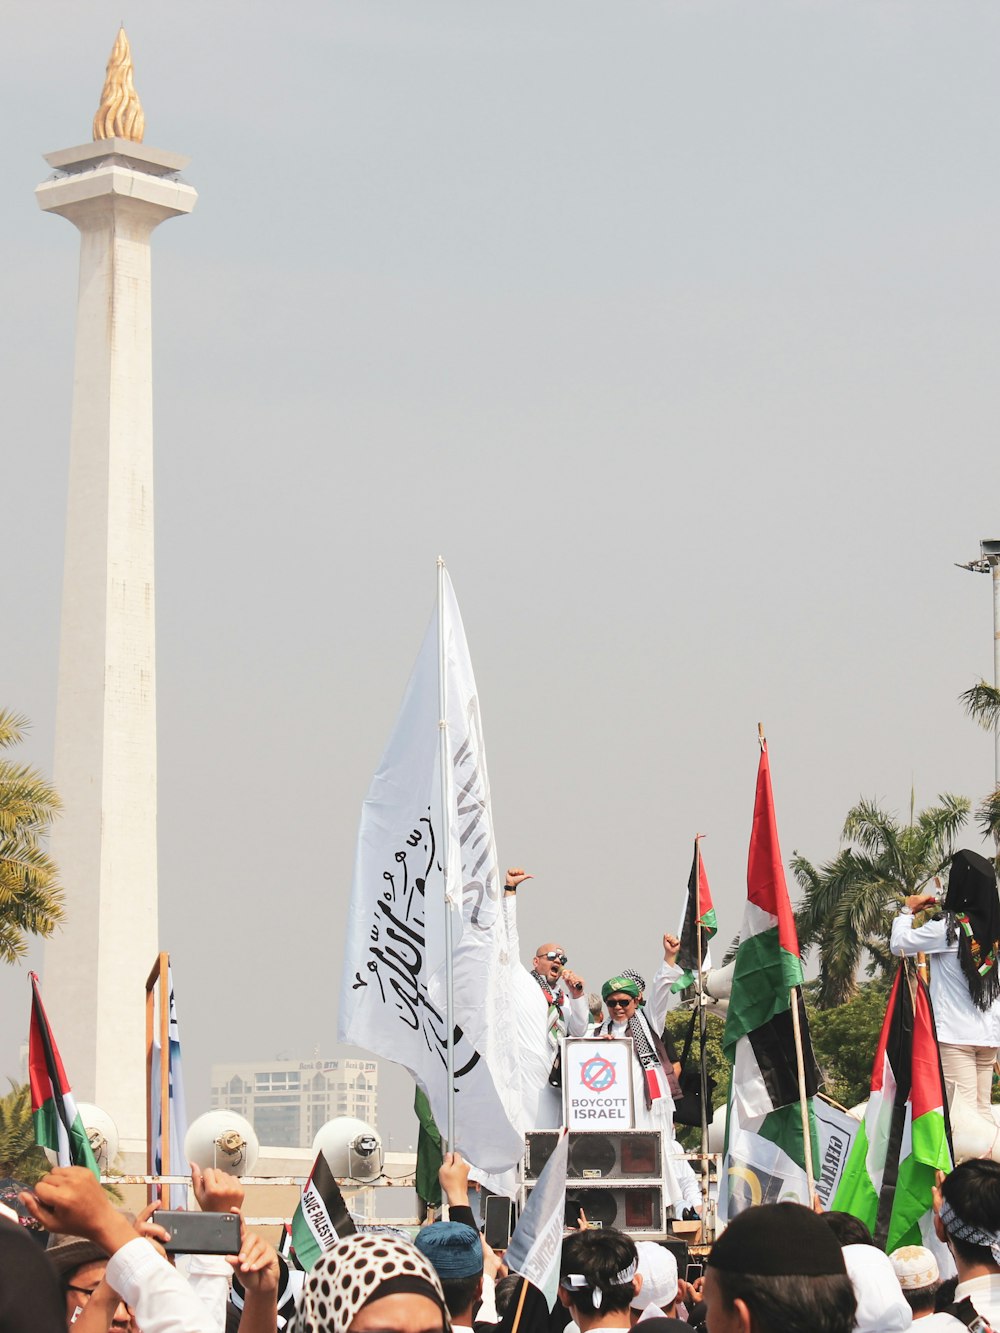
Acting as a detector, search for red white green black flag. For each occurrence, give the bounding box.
[832,965,953,1249]
[673,835,718,992]
[28,972,99,1177]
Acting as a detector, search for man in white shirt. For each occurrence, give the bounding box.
[890,850,1000,1135]
[922,1159,1000,1331]
[504,867,590,1130]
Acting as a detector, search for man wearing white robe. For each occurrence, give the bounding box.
[504,867,590,1130]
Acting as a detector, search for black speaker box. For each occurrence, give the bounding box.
[523,1182,667,1235]
[524,1130,662,1182]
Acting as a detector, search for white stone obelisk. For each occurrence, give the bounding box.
[37,31,196,1145]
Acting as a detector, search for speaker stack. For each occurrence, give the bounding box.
[522,1130,668,1236]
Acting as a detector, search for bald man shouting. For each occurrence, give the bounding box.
[504,867,589,1130]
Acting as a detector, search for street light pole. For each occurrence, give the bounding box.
[956,539,1000,789]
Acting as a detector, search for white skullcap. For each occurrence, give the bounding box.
[631,1241,678,1311]
[888,1245,940,1291]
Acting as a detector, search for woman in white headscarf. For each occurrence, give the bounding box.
[291,1233,451,1333]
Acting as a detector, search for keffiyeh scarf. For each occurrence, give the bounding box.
[940,1198,1000,1265]
[598,978,679,1119]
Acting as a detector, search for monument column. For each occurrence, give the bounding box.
[37,30,196,1145]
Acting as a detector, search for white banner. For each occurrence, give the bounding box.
[338,570,522,1174]
[563,1038,636,1130]
[505,1128,569,1309]
[813,1099,860,1209]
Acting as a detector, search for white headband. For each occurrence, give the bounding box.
[561,1260,638,1310]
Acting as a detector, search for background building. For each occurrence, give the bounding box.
[210,1055,378,1149]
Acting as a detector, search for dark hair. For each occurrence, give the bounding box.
[902,1284,939,1316]
[935,1277,958,1311]
[941,1160,1000,1267]
[560,1229,638,1316]
[494,1274,522,1318]
[439,1274,480,1319]
[821,1212,876,1248]
[710,1269,856,1333]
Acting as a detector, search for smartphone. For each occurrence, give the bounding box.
[484,1195,515,1250]
[158,1210,242,1255]
[685,1262,704,1284]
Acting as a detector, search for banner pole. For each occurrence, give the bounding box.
[437,556,457,1152]
[694,837,710,1212]
[789,983,816,1201]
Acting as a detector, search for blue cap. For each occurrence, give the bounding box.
[414,1222,483,1280]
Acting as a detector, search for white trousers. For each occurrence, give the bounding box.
[939,1042,997,1121]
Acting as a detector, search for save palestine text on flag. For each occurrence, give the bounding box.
[833,965,952,1250]
[721,739,821,1217]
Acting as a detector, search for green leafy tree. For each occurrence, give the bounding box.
[0,1081,49,1185]
[0,710,63,963]
[960,680,1000,847]
[806,980,891,1109]
[793,793,968,1009]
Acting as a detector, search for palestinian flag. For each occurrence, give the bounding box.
[832,966,952,1249]
[28,972,99,1177]
[673,836,718,991]
[291,1149,356,1271]
[720,741,820,1219]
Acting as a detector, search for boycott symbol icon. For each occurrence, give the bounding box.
[580,1056,617,1091]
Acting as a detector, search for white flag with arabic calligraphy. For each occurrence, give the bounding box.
[338,571,523,1173]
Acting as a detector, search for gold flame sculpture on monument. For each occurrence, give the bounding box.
[93,27,145,143]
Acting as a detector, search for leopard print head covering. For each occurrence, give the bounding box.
[290,1233,451,1333]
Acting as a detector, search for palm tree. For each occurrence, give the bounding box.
[792,793,969,1008]
[960,681,1000,848]
[0,710,63,963]
[0,1081,49,1185]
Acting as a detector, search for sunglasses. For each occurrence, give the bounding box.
[539,951,568,964]
[606,996,635,1008]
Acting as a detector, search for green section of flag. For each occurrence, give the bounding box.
[32,1100,99,1177]
[833,1100,949,1249]
[723,926,804,1059]
[887,1109,950,1249]
[832,1115,879,1231]
[756,1100,821,1177]
[290,1202,322,1272]
[414,1086,443,1209]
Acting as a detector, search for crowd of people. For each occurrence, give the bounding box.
[5,849,1000,1331]
[5,1153,1000,1333]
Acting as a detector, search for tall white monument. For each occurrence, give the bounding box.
[37,30,196,1144]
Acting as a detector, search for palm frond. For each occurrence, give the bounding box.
[960,681,1000,733]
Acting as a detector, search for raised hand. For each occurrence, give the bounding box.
[191,1162,244,1214]
[504,867,534,889]
[438,1150,471,1206]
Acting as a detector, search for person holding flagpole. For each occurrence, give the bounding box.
[504,867,590,1131]
[890,848,1000,1137]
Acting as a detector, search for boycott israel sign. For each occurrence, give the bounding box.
[563,1038,635,1130]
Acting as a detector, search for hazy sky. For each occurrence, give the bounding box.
[3,1,1000,1149]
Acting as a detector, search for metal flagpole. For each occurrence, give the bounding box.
[437,556,457,1151]
[694,836,711,1213]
